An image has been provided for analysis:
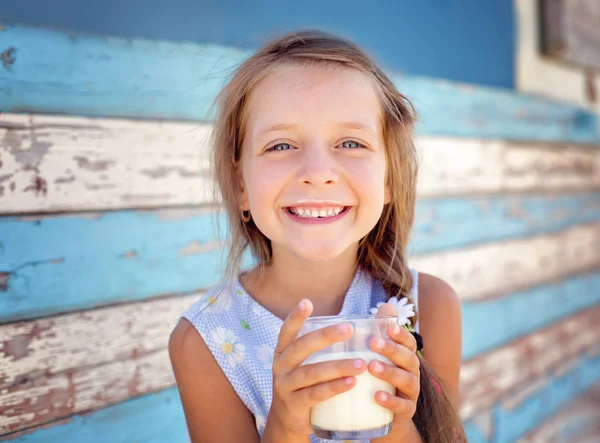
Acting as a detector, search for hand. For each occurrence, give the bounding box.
[369,303,421,427]
[264,299,368,439]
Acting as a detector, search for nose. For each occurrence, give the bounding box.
[298,144,338,186]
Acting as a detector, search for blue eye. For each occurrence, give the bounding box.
[268,143,293,152]
[340,140,365,149]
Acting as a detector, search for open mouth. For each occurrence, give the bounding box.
[285,206,350,219]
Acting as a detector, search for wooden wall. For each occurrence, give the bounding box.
[1,24,600,442]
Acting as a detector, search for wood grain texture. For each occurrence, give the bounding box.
[0,293,199,434]
[460,306,600,420]
[412,222,600,301]
[2,204,600,323]
[1,25,598,142]
[1,112,600,213]
[517,384,600,443]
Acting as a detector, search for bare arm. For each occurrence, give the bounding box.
[418,272,463,408]
[169,318,260,443]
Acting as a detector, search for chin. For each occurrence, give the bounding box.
[289,242,355,263]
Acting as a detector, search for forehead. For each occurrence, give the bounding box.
[245,65,383,139]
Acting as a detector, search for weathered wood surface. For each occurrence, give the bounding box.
[1,113,600,214]
[412,222,600,301]
[517,384,600,443]
[0,290,597,435]
[460,306,600,420]
[1,25,599,142]
[2,205,599,323]
[464,355,600,443]
[0,293,199,434]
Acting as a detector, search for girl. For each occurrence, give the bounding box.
[169,30,465,443]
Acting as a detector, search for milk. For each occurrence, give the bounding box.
[305,351,395,432]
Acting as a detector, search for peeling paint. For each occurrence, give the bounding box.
[1,46,16,70]
[141,166,203,179]
[120,250,138,259]
[178,240,221,256]
[0,272,8,292]
[72,156,115,172]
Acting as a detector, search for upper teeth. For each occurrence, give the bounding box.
[290,207,344,218]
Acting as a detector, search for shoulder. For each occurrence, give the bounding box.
[169,318,259,442]
[415,272,462,404]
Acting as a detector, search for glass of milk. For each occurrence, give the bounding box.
[300,314,398,440]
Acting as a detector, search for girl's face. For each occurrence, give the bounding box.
[240,65,390,263]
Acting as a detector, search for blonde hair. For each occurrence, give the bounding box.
[209,30,466,442]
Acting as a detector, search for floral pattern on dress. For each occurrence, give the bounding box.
[256,343,275,370]
[199,289,232,313]
[211,326,245,367]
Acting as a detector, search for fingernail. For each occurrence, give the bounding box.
[344,377,354,385]
[353,359,365,369]
[374,337,385,349]
[391,324,400,335]
[299,300,309,312]
[378,392,389,402]
[373,361,383,373]
[338,324,351,334]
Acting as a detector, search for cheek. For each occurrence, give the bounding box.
[244,162,288,210]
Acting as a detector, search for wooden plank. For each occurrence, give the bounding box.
[1,25,599,142]
[464,356,600,443]
[0,293,198,434]
[2,204,600,323]
[412,222,600,301]
[460,306,600,420]
[461,273,600,359]
[0,388,189,443]
[517,385,600,443]
[2,284,600,435]
[1,112,600,213]
[493,354,600,443]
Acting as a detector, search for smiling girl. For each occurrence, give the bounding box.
[169,30,466,443]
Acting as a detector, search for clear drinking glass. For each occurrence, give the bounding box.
[299,314,398,440]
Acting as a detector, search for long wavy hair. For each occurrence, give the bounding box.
[209,30,466,442]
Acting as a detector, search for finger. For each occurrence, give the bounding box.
[298,376,357,406]
[285,358,367,391]
[368,361,420,401]
[275,299,313,354]
[387,322,418,353]
[371,335,420,375]
[375,302,397,318]
[374,391,417,419]
[277,323,354,371]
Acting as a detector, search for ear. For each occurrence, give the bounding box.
[238,170,250,211]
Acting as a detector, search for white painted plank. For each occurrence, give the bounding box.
[1,113,599,214]
[410,222,600,301]
[459,307,600,421]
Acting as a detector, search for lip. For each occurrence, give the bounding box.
[288,199,346,209]
[284,206,352,224]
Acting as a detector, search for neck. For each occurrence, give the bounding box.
[242,245,360,319]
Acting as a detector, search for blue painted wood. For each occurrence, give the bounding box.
[1,25,598,142]
[2,388,189,443]
[1,193,600,323]
[5,356,598,442]
[493,355,600,443]
[0,0,515,88]
[462,274,600,359]
[463,355,600,443]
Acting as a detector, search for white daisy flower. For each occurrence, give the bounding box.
[370,297,415,326]
[256,344,275,370]
[211,327,245,367]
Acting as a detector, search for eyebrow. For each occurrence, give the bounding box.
[257,121,377,138]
